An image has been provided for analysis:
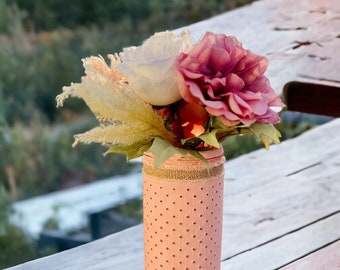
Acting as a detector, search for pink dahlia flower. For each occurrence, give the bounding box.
[176,32,284,126]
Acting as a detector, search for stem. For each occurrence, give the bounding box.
[174,109,185,143]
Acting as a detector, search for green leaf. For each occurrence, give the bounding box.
[180,121,281,152]
[57,55,175,158]
[248,123,281,149]
[197,129,220,148]
[211,118,250,141]
[194,123,248,147]
[105,140,152,160]
[148,137,207,168]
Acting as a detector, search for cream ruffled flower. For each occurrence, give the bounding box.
[117,29,192,106]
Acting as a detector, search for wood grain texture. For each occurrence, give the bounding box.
[176,0,340,94]
[7,122,340,270]
[220,119,340,266]
[6,0,340,268]
[280,240,340,270]
[6,225,144,270]
[221,213,340,270]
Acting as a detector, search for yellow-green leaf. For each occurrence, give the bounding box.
[249,123,281,149]
[147,137,207,168]
[106,141,152,160]
[56,55,175,159]
[197,129,220,148]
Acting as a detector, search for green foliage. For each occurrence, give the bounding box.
[0,114,137,200]
[114,198,143,219]
[0,83,5,128]
[4,0,257,32]
[0,27,87,124]
[221,135,263,160]
[148,137,209,168]
[0,224,37,268]
[0,187,37,269]
[0,1,27,34]
[5,0,149,31]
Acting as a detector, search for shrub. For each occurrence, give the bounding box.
[0,187,36,269]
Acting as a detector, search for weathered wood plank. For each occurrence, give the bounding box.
[221,213,340,270]
[176,0,340,94]
[221,157,340,259]
[219,119,340,260]
[6,119,340,270]
[6,225,145,270]
[224,118,340,195]
[280,240,340,270]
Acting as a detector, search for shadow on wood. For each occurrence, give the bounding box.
[283,82,340,117]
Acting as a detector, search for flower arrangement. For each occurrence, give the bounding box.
[56,30,284,166]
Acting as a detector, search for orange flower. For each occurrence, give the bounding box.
[177,102,209,139]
